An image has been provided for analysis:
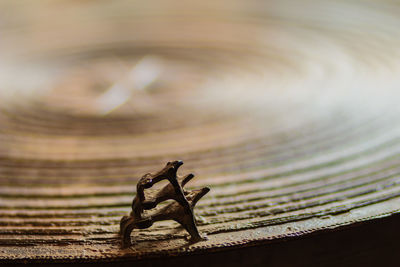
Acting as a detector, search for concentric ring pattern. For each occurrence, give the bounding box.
[0,0,400,263]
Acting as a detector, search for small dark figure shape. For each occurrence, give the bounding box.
[120,160,210,244]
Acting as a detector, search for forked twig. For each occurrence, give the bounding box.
[120,161,210,244]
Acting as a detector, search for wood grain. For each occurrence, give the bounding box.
[0,0,400,264]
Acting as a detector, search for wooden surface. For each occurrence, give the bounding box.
[0,0,400,264]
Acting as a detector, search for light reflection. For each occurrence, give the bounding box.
[95,56,163,115]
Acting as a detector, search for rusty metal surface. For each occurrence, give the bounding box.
[1,0,400,264]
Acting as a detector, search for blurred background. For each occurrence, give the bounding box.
[0,0,400,264]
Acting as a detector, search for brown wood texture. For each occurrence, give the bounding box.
[0,0,400,264]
